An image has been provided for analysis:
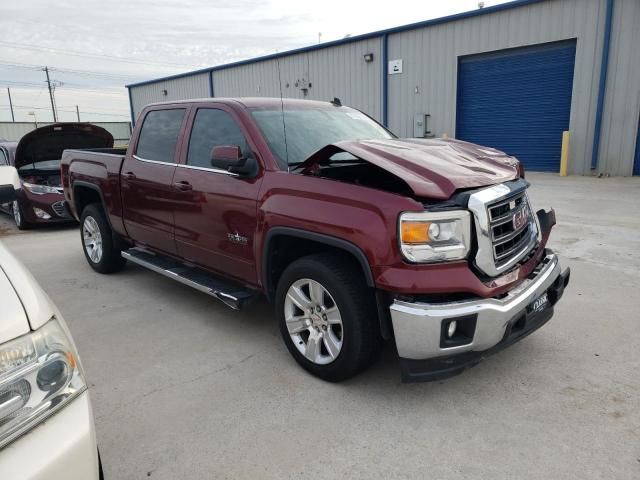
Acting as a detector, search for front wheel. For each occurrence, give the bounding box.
[275,253,381,382]
[80,204,126,273]
[12,200,30,230]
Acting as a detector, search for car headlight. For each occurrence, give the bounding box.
[0,318,86,449]
[22,182,61,195]
[399,210,471,263]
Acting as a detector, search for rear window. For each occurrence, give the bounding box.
[136,109,185,163]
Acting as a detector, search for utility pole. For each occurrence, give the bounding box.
[43,66,57,122]
[76,105,80,122]
[7,88,14,122]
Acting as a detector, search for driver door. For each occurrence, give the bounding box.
[172,106,263,285]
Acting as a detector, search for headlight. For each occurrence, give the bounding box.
[22,182,61,195]
[399,210,471,263]
[0,318,86,449]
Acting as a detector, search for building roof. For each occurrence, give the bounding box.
[126,0,545,89]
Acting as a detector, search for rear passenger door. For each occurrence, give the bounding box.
[172,106,263,285]
[121,107,187,255]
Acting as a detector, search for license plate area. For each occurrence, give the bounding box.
[528,292,549,314]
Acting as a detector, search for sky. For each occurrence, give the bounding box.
[0,0,510,123]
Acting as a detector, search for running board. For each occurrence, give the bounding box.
[121,247,258,310]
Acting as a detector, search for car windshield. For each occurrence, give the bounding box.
[250,106,394,169]
[18,159,61,172]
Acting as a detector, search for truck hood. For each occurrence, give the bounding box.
[0,241,55,343]
[297,138,520,200]
[14,123,113,170]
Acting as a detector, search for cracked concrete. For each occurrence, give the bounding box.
[0,173,638,479]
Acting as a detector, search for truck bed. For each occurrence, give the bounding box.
[60,147,128,233]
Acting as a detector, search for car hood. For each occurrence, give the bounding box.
[0,241,55,343]
[297,138,520,200]
[14,123,113,170]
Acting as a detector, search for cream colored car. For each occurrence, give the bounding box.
[0,166,100,479]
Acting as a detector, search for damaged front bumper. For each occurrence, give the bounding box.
[389,250,570,382]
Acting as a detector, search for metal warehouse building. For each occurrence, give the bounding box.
[127,0,640,176]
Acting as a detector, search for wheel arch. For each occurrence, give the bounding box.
[262,226,375,303]
[72,181,111,228]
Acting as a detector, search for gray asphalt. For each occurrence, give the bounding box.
[1,172,639,479]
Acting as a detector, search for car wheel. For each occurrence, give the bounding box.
[80,204,126,273]
[12,200,31,230]
[275,252,382,382]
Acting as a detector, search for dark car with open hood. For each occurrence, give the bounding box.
[60,98,570,383]
[0,123,113,229]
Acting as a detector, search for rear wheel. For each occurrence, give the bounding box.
[275,253,381,382]
[80,204,126,273]
[12,200,31,230]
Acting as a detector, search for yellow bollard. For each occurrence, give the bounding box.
[559,131,570,176]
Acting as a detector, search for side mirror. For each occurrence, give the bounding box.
[210,145,257,177]
[0,166,20,204]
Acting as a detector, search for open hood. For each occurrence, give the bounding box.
[296,138,520,200]
[14,123,114,170]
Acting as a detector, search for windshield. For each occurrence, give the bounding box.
[18,159,60,172]
[250,106,394,169]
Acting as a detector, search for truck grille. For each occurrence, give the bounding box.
[52,201,69,218]
[468,181,539,277]
[487,192,534,268]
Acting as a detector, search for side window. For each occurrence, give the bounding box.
[187,109,249,168]
[0,149,7,166]
[136,109,185,163]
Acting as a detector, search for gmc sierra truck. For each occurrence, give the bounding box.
[61,98,570,382]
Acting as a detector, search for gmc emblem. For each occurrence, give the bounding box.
[513,209,529,230]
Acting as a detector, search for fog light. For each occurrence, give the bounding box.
[447,321,457,338]
[33,208,50,219]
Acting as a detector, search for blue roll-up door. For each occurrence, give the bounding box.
[634,115,640,176]
[456,41,576,172]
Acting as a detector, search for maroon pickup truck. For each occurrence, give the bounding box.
[61,98,570,382]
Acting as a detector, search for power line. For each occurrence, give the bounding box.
[0,40,199,68]
[0,80,45,88]
[0,80,125,96]
[0,105,129,117]
[0,61,41,71]
[0,60,142,81]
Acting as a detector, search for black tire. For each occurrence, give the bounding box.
[12,200,31,230]
[275,252,382,382]
[80,204,126,274]
[98,449,104,480]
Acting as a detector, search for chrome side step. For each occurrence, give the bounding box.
[121,247,258,310]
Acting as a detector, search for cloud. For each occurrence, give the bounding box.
[0,0,508,122]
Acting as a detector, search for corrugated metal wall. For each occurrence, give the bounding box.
[599,0,640,176]
[127,0,640,176]
[130,72,210,122]
[387,0,604,175]
[0,122,132,144]
[213,38,382,121]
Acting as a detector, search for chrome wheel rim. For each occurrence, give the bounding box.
[82,216,103,263]
[12,200,21,226]
[284,278,343,365]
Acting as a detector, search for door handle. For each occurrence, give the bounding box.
[123,171,136,180]
[173,181,192,192]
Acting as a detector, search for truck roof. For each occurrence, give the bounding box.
[145,97,343,110]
